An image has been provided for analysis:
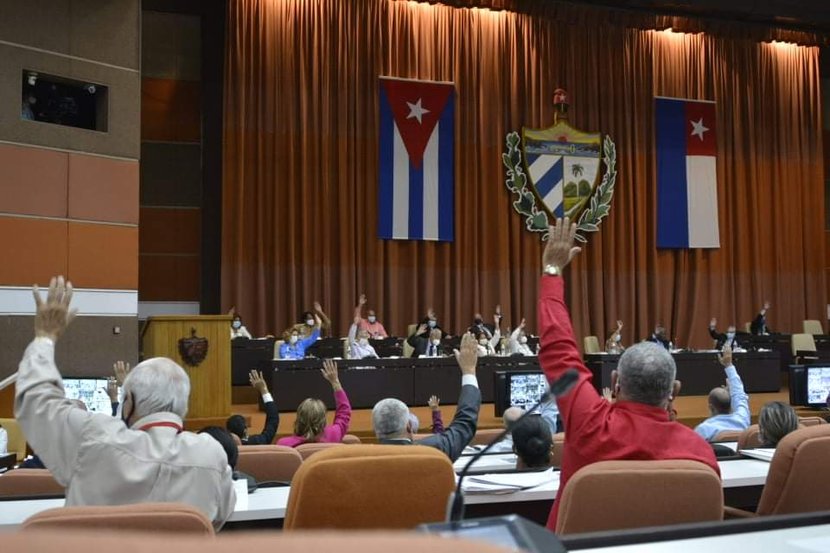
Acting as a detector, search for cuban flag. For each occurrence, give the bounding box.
[655,97,720,249]
[378,77,454,241]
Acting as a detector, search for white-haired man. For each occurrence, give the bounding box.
[539,219,719,531]
[372,333,480,461]
[15,276,235,529]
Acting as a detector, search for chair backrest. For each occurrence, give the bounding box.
[757,425,830,515]
[803,320,824,335]
[236,445,303,483]
[402,324,418,358]
[341,434,362,444]
[551,432,565,468]
[713,430,743,442]
[274,340,285,359]
[737,424,763,450]
[284,444,455,530]
[798,416,827,427]
[791,333,817,356]
[744,322,751,333]
[555,460,723,534]
[296,442,345,460]
[0,418,27,462]
[0,469,64,498]
[583,336,600,354]
[23,503,214,535]
[470,428,504,447]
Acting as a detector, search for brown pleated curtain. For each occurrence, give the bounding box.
[222,0,826,349]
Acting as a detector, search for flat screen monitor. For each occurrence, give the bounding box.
[63,378,118,414]
[806,366,830,406]
[494,370,547,416]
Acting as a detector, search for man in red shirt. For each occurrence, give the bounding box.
[539,217,720,531]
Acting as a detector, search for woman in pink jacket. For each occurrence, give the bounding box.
[277,359,351,447]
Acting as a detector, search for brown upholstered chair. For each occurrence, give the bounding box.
[798,416,826,427]
[236,445,303,483]
[0,469,64,498]
[551,432,565,467]
[726,425,830,517]
[284,444,455,530]
[342,434,362,444]
[470,428,503,446]
[296,442,345,460]
[0,418,28,462]
[713,430,743,442]
[737,424,763,450]
[555,460,723,534]
[22,503,214,535]
[4,530,512,553]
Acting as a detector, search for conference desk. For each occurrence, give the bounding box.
[270,356,542,410]
[584,351,781,395]
[0,459,768,530]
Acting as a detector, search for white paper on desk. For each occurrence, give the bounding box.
[790,535,830,552]
[462,468,555,494]
[740,448,776,462]
[233,478,248,511]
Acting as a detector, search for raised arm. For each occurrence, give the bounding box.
[314,301,331,330]
[708,318,721,341]
[719,345,750,426]
[348,319,359,345]
[321,359,351,441]
[354,294,366,321]
[299,327,321,349]
[489,314,501,349]
[247,370,280,444]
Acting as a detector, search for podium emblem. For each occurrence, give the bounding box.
[179,328,209,367]
[503,88,618,241]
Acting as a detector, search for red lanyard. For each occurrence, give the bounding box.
[138,421,183,433]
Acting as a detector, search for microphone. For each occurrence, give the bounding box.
[446,368,580,523]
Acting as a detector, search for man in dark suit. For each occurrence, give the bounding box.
[407,324,444,357]
[372,333,480,461]
[226,370,279,445]
[645,324,671,349]
[750,301,772,335]
[708,318,745,350]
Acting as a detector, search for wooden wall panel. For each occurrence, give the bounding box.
[139,254,200,301]
[68,155,139,224]
[0,144,68,218]
[0,217,68,286]
[141,78,201,142]
[68,223,138,289]
[139,207,201,254]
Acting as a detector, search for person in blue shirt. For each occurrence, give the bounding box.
[280,326,321,360]
[694,344,750,441]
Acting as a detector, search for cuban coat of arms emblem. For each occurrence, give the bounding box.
[503,89,618,241]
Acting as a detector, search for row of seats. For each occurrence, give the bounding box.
[713,416,827,449]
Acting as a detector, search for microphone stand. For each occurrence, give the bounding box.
[447,368,580,524]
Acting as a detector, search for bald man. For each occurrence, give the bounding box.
[694,345,751,441]
[487,407,526,452]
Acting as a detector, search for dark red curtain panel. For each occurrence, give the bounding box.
[222,0,826,348]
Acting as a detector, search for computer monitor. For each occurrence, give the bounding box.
[493,370,548,417]
[806,366,830,407]
[63,377,118,414]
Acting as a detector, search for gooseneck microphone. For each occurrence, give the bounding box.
[447,368,580,523]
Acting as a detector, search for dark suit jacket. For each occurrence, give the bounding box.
[645,334,671,349]
[242,399,280,445]
[708,328,745,350]
[380,384,480,461]
[750,313,772,335]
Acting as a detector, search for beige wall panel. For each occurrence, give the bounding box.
[0,44,140,159]
[0,0,139,70]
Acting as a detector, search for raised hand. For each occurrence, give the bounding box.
[762,301,771,311]
[453,332,478,376]
[249,369,268,394]
[313,301,323,313]
[354,315,362,325]
[314,313,322,327]
[113,361,131,386]
[358,294,367,306]
[416,323,428,335]
[543,217,581,270]
[495,304,502,317]
[106,376,119,403]
[616,320,623,330]
[428,395,440,410]
[719,343,733,367]
[321,359,342,390]
[33,276,77,342]
[602,387,614,403]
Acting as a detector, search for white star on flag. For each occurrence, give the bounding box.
[690,118,709,141]
[406,98,430,124]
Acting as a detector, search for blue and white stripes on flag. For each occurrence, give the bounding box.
[378,77,455,241]
[656,97,720,249]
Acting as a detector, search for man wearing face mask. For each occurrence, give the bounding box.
[280,326,321,360]
[646,324,671,350]
[348,316,379,359]
[354,294,388,338]
[469,305,501,339]
[475,314,501,356]
[15,276,235,529]
[605,320,625,354]
[708,318,744,350]
[508,318,535,356]
[408,324,444,357]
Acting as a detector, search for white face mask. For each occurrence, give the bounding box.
[431,339,441,346]
[367,316,376,323]
[519,336,528,344]
[359,338,368,346]
[290,335,299,344]
[479,339,488,346]
[306,318,315,326]
[614,334,621,342]
[232,320,241,329]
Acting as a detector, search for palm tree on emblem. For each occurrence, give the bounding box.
[571,164,584,179]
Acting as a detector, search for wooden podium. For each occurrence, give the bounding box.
[142,315,232,427]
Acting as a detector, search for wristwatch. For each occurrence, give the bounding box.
[543,264,561,276]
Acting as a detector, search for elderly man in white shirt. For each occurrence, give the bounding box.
[347,316,379,359]
[15,276,235,530]
[508,318,535,356]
